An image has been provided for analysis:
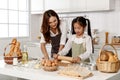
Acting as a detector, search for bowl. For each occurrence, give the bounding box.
[43,66,58,71]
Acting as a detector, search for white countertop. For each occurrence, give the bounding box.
[0,60,120,80]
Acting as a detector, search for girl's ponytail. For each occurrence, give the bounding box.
[86,19,92,38]
[86,19,94,53]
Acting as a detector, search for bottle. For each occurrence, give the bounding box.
[22,45,28,64]
[13,52,18,66]
[105,32,109,44]
[118,36,120,43]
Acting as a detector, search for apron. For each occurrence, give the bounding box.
[72,41,90,62]
[50,33,61,57]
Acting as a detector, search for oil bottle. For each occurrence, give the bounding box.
[22,45,28,64]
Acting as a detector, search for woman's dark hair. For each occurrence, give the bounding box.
[41,9,61,43]
[71,16,94,53]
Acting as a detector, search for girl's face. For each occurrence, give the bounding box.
[73,22,84,37]
[49,16,58,29]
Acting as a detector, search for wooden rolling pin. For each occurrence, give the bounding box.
[58,56,73,62]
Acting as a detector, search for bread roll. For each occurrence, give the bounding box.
[10,45,15,52]
[100,51,109,61]
[108,55,117,62]
[15,41,20,48]
[11,38,17,44]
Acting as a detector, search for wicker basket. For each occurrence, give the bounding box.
[43,66,58,71]
[96,44,120,73]
[4,43,22,64]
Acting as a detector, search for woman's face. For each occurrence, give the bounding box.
[74,22,84,36]
[49,16,58,29]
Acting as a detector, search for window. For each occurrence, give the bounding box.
[0,0,29,38]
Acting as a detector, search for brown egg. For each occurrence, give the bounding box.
[54,59,58,63]
[41,61,45,66]
[47,63,52,67]
[44,63,48,67]
[47,60,52,65]
[52,63,56,66]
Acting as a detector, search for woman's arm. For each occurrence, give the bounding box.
[41,43,49,59]
[40,33,49,59]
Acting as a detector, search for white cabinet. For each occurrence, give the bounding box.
[31,0,115,14]
[31,0,44,14]
[45,0,70,13]
[116,49,120,60]
[86,0,114,11]
[70,0,86,12]
[70,0,114,12]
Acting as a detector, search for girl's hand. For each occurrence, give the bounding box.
[72,57,81,63]
[53,54,59,59]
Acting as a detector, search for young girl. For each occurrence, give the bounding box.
[40,10,68,59]
[54,16,93,63]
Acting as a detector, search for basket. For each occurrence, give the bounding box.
[96,44,120,73]
[4,43,22,64]
[43,66,58,71]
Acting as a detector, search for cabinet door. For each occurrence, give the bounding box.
[117,49,120,60]
[31,0,44,14]
[70,0,86,12]
[86,0,114,11]
[45,0,70,13]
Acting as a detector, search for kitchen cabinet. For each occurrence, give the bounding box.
[31,0,115,14]
[70,0,86,12]
[71,0,114,12]
[45,0,70,13]
[86,0,115,11]
[31,0,44,14]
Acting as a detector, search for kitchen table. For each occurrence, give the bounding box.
[0,60,120,80]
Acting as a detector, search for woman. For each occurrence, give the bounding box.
[40,9,68,59]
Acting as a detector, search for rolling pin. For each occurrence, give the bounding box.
[58,56,73,62]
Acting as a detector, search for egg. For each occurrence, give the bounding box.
[52,63,56,66]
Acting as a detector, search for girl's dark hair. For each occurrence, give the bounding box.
[71,16,94,53]
[41,9,61,43]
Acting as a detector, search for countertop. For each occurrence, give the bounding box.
[0,60,120,80]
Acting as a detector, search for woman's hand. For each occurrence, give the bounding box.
[42,56,49,60]
[53,54,59,59]
[72,57,81,63]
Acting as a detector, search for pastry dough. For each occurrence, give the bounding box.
[58,65,93,78]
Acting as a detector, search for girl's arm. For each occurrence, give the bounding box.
[79,36,92,60]
[59,45,64,52]
[58,36,72,56]
[59,21,68,46]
